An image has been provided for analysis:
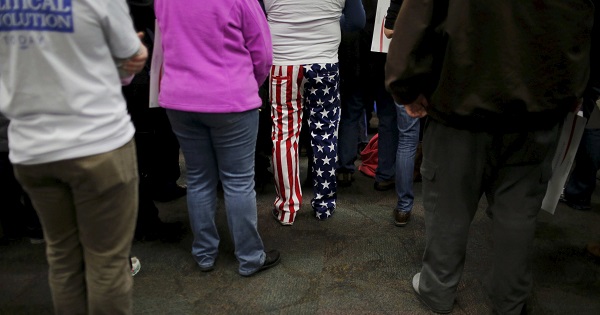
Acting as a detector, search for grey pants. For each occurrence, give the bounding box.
[417,119,559,314]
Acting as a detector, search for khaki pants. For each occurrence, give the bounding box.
[14,140,139,315]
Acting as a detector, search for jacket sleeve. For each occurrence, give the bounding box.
[385,0,447,104]
[240,0,273,86]
[341,0,366,32]
[384,0,403,29]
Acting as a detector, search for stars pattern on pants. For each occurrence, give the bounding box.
[303,63,340,220]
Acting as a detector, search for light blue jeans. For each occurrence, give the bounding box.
[395,104,420,212]
[166,109,266,276]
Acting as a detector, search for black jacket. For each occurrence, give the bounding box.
[386,0,594,132]
[384,0,403,29]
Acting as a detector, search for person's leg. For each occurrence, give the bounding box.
[485,126,559,315]
[22,193,44,243]
[14,164,87,314]
[148,108,186,202]
[358,109,369,150]
[304,63,340,219]
[337,84,364,176]
[563,128,600,209]
[394,104,420,224]
[133,133,183,242]
[0,152,26,240]
[15,140,139,315]
[374,84,398,188]
[256,81,274,191]
[209,109,267,275]
[418,119,486,312]
[270,65,305,224]
[73,141,138,315]
[149,108,182,185]
[167,109,220,269]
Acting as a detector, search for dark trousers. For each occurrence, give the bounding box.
[123,83,181,230]
[563,127,600,203]
[0,152,41,238]
[418,119,559,314]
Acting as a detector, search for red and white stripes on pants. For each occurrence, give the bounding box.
[270,63,341,224]
[270,65,305,224]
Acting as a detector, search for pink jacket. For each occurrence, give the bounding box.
[154,0,272,113]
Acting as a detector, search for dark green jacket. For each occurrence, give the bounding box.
[386,0,594,132]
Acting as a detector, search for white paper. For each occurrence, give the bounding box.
[149,20,163,108]
[370,0,391,53]
[541,112,587,214]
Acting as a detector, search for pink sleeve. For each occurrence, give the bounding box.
[239,0,273,86]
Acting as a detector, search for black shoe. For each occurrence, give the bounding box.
[152,183,187,202]
[242,250,281,277]
[559,194,591,211]
[199,264,215,272]
[336,172,354,187]
[374,180,395,191]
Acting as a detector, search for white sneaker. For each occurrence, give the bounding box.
[412,272,421,293]
[131,257,141,276]
[412,272,453,314]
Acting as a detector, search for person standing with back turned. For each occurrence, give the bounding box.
[264,0,365,225]
[154,0,281,276]
[386,0,594,314]
[0,1,148,314]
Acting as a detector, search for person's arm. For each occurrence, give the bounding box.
[383,0,403,38]
[102,1,148,75]
[240,0,273,86]
[341,0,366,32]
[385,0,447,107]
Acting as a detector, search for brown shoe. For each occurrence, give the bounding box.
[394,210,410,227]
[374,180,395,191]
[587,241,600,259]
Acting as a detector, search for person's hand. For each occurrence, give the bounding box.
[121,32,148,75]
[404,94,429,118]
[384,28,394,39]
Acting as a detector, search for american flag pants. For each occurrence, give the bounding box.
[270,63,340,224]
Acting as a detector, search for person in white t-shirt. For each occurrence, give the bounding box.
[0,1,147,313]
[264,0,365,225]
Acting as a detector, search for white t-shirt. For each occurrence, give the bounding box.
[264,0,345,65]
[0,0,140,165]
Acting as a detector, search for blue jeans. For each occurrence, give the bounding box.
[375,88,398,182]
[166,109,266,276]
[395,104,420,212]
[563,128,600,203]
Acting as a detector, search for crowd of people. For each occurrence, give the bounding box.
[0,0,597,314]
